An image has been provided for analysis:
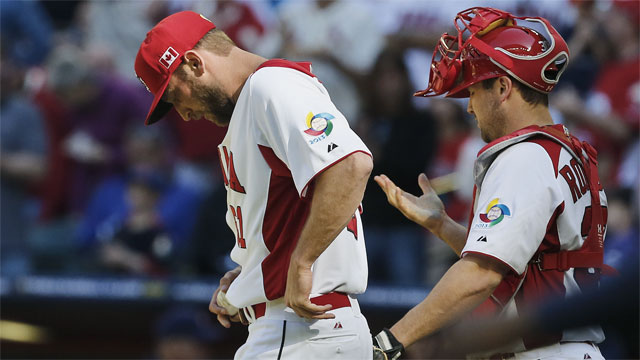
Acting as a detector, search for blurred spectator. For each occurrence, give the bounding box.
[211,0,281,58]
[278,0,385,123]
[424,99,479,284]
[40,0,84,31]
[45,45,152,215]
[154,306,222,359]
[98,170,174,276]
[0,0,53,66]
[358,48,437,286]
[77,126,201,275]
[553,1,639,188]
[427,99,475,221]
[78,0,155,80]
[616,139,639,214]
[0,57,48,275]
[32,79,73,221]
[603,188,639,271]
[166,111,227,195]
[182,186,236,277]
[557,0,610,95]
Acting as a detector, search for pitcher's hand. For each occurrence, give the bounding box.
[284,261,334,319]
[209,266,245,328]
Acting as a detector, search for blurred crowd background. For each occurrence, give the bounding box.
[1,0,638,358]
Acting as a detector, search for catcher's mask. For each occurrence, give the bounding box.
[415,7,569,98]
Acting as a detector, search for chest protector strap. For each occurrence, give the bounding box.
[531,126,615,275]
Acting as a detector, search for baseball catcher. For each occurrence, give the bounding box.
[373,7,611,360]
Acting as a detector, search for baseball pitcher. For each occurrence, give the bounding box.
[135,11,374,359]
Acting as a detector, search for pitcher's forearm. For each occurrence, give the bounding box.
[291,152,372,266]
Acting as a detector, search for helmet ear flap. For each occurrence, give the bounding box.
[420,58,462,97]
[440,59,461,92]
[416,33,463,97]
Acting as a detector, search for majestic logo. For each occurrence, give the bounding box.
[327,143,338,152]
[159,47,179,69]
[304,112,334,136]
[478,198,511,227]
[476,235,487,242]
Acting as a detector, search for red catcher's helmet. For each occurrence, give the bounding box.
[415,7,569,98]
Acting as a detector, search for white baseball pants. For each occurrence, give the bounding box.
[234,296,372,360]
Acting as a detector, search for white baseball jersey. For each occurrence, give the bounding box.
[218,60,371,309]
[461,125,607,353]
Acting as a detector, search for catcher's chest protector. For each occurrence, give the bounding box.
[469,124,613,316]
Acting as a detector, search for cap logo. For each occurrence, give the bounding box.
[159,47,179,69]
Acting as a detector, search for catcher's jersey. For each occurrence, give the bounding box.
[461,129,607,352]
[219,60,371,309]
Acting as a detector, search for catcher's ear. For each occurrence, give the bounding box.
[498,76,514,102]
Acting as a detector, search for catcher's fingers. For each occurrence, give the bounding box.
[418,173,434,194]
[374,174,400,206]
[392,182,407,208]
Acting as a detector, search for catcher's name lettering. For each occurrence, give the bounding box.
[218,145,246,194]
[559,158,588,203]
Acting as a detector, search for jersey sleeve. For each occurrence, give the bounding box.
[462,142,564,275]
[250,67,371,195]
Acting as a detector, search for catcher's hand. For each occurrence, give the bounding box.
[374,173,446,233]
[373,328,404,360]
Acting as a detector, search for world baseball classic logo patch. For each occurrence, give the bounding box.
[304,112,334,145]
[476,198,511,228]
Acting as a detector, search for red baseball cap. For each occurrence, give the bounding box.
[135,11,216,125]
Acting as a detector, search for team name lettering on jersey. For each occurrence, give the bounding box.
[218,146,246,194]
[559,158,588,203]
[229,205,247,248]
